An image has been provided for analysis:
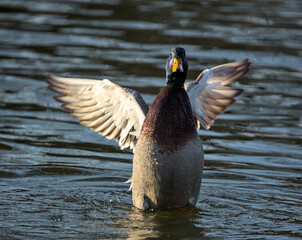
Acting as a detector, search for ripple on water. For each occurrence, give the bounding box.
[0,0,302,239]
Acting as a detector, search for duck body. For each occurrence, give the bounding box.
[132,85,204,210]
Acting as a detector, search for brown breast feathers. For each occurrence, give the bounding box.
[140,86,198,151]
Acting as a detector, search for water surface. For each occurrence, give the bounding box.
[1,0,302,239]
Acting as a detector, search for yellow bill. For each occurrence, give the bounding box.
[172,57,183,72]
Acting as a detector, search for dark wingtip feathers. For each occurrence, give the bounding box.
[242,58,252,76]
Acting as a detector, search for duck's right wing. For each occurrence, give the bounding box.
[46,75,149,150]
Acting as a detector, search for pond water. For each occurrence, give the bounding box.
[1,0,302,239]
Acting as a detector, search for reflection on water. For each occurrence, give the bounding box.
[0,0,302,239]
[127,208,207,239]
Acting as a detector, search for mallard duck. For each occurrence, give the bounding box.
[46,47,251,210]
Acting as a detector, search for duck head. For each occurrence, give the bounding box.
[166,47,188,88]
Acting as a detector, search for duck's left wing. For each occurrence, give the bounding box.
[46,75,149,150]
[185,58,251,130]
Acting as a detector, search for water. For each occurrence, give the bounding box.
[1,0,302,239]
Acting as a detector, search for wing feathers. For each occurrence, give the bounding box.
[46,75,149,150]
[210,58,250,85]
[186,58,251,129]
[72,104,100,114]
[211,88,243,98]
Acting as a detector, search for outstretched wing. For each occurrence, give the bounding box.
[46,75,149,150]
[185,58,251,130]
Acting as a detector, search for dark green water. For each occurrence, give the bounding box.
[1,0,302,239]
